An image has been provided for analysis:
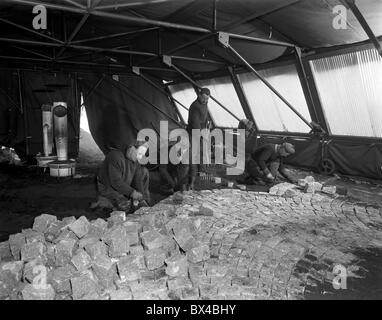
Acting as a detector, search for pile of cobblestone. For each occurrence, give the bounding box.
[0,197,218,300]
[1,184,382,300]
[269,176,337,197]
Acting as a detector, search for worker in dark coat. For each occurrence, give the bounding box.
[92,141,150,212]
[245,142,298,185]
[187,87,211,190]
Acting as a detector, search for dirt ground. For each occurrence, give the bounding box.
[0,162,171,242]
[2,160,382,299]
[1,159,382,243]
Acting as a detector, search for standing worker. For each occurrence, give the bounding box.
[187,87,211,190]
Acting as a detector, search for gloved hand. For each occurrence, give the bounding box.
[131,190,143,201]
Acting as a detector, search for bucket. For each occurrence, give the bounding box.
[48,160,76,177]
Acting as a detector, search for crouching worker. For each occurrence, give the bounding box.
[92,141,150,212]
[246,142,297,185]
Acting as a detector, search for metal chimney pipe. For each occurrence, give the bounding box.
[41,104,53,156]
[53,102,68,161]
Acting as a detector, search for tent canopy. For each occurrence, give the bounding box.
[1,0,382,79]
[1,0,382,180]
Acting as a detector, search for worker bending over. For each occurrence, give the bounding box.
[93,140,150,212]
[245,142,297,185]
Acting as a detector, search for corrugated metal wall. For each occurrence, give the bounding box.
[310,48,382,138]
[237,64,312,133]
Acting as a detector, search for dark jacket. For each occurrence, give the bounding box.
[98,149,139,197]
[187,98,209,130]
[251,143,285,175]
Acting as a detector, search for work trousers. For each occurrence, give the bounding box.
[96,165,150,211]
[246,159,280,180]
[159,163,189,190]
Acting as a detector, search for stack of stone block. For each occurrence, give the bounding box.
[298,176,337,195]
[0,205,210,300]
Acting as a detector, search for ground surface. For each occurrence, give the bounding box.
[160,188,382,300]
[1,162,382,299]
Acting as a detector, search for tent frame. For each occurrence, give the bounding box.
[1,0,382,144]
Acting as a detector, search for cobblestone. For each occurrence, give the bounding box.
[3,182,382,300]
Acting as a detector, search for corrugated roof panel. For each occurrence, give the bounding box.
[237,64,311,133]
[310,48,382,138]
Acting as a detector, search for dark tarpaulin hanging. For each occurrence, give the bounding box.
[0,69,25,156]
[78,74,182,155]
[257,135,382,179]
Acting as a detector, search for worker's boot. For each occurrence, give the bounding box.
[253,178,266,186]
[161,184,175,195]
[188,177,195,191]
[179,184,187,192]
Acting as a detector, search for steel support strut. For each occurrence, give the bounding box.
[132,67,189,112]
[108,76,182,127]
[294,47,328,133]
[343,0,382,58]
[227,66,257,130]
[162,55,241,123]
[218,32,314,130]
[8,0,295,47]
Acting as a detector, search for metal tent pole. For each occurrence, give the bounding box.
[108,76,182,127]
[9,0,295,47]
[294,48,329,134]
[132,67,189,113]
[227,66,257,130]
[344,0,382,58]
[218,32,314,130]
[162,55,241,122]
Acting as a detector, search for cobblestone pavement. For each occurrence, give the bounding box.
[2,184,382,300]
[136,187,382,300]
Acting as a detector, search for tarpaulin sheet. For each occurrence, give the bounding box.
[258,135,382,179]
[0,69,25,155]
[79,74,182,155]
[21,71,80,157]
[327,141,382,178]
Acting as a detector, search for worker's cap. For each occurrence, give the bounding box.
[281,142,295,155]
[199,87,210,96]
[238,119,253,130]
[133,139,148,148]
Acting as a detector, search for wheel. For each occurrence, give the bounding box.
[319,158,335,175]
